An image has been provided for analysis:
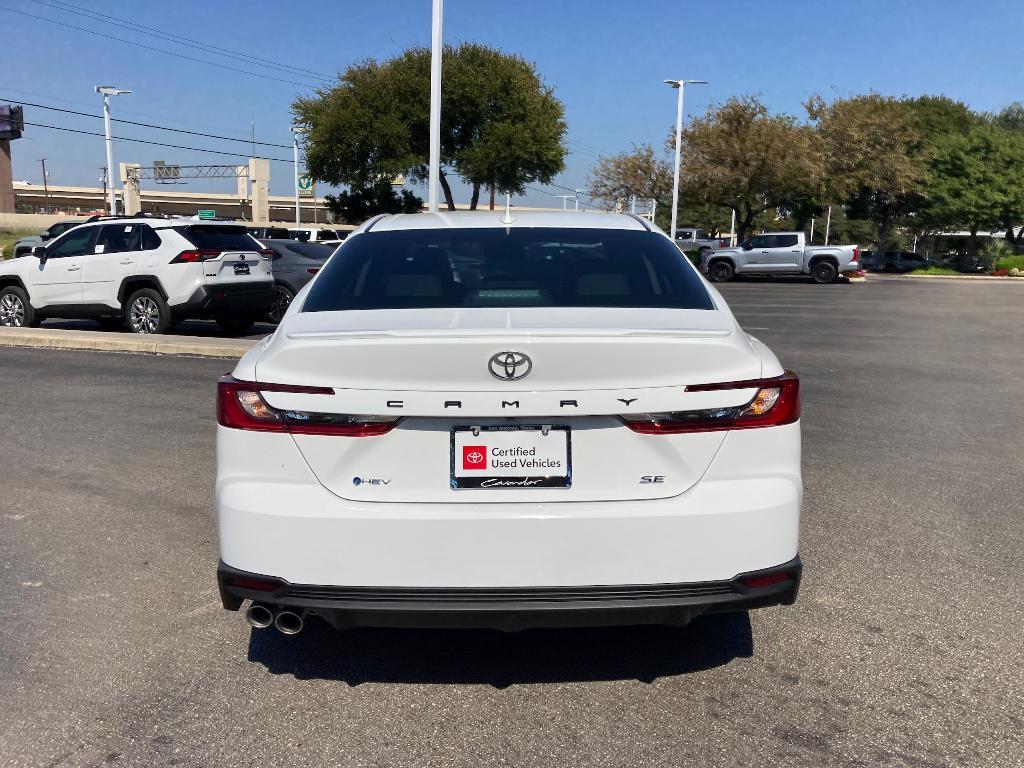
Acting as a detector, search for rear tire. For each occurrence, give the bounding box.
[125,288,172,334]
[811,261,838,284]
[266,284,295,324]
[0,286,38,327]
[708,260,735,282]
[216,317,257,335]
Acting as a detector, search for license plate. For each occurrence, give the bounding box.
[233,263,250,275]
[451,425,571,489]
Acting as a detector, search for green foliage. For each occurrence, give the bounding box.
[919,124,1024,245]
[325,181,423,224]
[909,266,960,275]
[0,229,34,259]
[993,102,1024,132]
[293,44,566,213]
[993,254,1024,271]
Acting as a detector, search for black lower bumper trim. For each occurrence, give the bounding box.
[217,556,801,631]
[172,283,274,319]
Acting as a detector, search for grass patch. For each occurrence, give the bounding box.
[909,266,961,276]
[0,229,36,259]
[993,254,1024,272]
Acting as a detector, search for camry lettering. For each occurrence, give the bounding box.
[386,400,404,408]
[618,398,638,405]
[501,400,520,408]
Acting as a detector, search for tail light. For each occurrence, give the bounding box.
[851,247,859,263]
[259,249,274,259]
[217,376,399,436]
[172,249,222,263]
[307,267,320,275]
[719,239,727,247]
[620,371,800,434]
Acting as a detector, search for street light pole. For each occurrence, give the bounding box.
[291,126,304,226]
[664,79,708,241]
[95,86,131,215]
[427,0,444,213]
[575,189,585,211]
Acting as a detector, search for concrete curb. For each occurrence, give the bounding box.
[898,274,1024,283]
[0,327,258,359]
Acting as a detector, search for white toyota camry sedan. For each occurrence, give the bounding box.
[216,211,801,636]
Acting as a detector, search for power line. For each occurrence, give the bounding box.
[0,6,322,89]
[32,0,334,82]
[1,97,292,149]
[21,121,293,164]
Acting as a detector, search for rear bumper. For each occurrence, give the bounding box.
[172,282,275,318]
[217,556,801,630]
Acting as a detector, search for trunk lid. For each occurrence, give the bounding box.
[256,308,762,503]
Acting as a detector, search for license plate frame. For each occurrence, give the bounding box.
[450,425,572,490]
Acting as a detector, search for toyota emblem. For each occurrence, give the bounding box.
[488,351,532,381]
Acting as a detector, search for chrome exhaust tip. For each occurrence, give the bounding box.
[245,602,274,630]
[274,610,304,636]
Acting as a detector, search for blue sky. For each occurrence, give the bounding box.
[2,0,1022,207]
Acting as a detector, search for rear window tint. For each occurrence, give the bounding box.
[303,227,714,312]
[176,225,259,251]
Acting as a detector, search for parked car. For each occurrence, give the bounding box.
[12,220,85,259]
[674,227,729,256]
[256,239,333,323]
[861,250,930,273]
[246,226,291,240]
[703,232,860,283]
[288,227,347,243]
[0,217,274,334]
[215,211,802,637]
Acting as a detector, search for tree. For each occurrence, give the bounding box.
[293,44,566,214]
[587,143,671,216]
[326,181,423,224]
[676,95,821,242]
[919,124,1024,264]
[806,94,925,256]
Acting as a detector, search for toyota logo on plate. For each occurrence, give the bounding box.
[488,351,532,381]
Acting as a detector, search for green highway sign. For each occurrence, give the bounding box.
[197,209,216,220]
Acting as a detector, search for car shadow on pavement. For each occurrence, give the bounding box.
[246,611,753,686]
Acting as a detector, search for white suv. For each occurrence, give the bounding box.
[216,211,802,636]
[0,218,275,334]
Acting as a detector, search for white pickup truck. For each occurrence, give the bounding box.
[702,232,860,283]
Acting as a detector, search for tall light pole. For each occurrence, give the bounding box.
[427,0,444,213]
[575,188,585,211]
[291,125,305,226]
[664,78,707,241]
[95,86,131,215]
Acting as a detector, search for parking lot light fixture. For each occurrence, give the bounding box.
[95,86,131,215]
[291,125,305,226]
[663,79,708,241]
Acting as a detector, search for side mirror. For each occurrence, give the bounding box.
[32,246,47,263]
[40,233,51,242]
[741,242,753,251]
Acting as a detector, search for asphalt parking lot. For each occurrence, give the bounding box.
[1,276,1021,768]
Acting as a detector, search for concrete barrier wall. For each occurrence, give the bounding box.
[1,212,88,230]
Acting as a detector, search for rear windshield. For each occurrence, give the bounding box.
[176,225,260,251]
[302,227,714,312]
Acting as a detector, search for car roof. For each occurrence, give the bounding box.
[365,210,652,233]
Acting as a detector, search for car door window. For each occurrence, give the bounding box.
[773,235,799,248]
[95,224,143,255]
[139,225,162,251]
[47,226,96,258]
[749,235,773,249]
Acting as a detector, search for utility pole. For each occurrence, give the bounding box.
[99,166,107,207]
[664,78,708,240]
[250,121,256,160]
[556,194,573,210]
[824,205,832,246]
[427,0,444,212]
[39,158,50,214]
[575,189,585,211]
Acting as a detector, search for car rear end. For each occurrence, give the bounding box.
[161,223,275,320]
[216,217,801,633]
